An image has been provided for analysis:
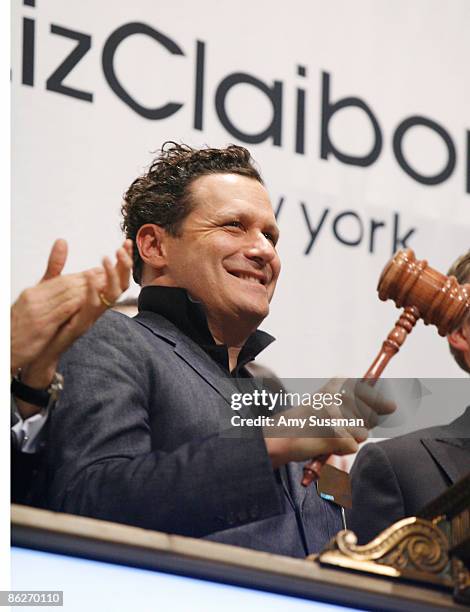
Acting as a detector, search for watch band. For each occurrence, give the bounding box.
[11,371,64,408]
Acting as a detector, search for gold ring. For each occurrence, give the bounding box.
[99,293,114,308]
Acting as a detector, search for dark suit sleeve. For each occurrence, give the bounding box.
[346,442,405,544]
[47,314,284,537]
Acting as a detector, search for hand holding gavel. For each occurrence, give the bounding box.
[301,248,470,487]
[264,377,395,472]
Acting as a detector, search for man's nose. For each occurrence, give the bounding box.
[245,232,276,265]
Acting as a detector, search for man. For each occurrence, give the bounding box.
[11,238,133,504]
[347,251,470,544]
[46,143,392,557]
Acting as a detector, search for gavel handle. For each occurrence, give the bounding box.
[301,306,420,487]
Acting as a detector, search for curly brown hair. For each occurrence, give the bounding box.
[447,251,470,373]
[121,142,263,284]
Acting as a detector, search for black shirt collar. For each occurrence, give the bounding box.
[138,286,274,374]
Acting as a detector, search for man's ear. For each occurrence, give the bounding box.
[136,224,169,273]
[448,326,470,354]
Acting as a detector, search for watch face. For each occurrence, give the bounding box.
[49,373,64,403]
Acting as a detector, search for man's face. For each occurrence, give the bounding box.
[161,173,281,330]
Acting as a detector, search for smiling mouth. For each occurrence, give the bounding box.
[228,271,267,286]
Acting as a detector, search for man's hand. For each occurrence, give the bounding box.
[264,378,396,469]
[12,239,133,418]
[11,239,86,372]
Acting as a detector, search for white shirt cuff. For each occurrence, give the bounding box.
[11,401,49,454]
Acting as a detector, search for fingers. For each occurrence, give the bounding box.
[96,240,133,304]
[83,269,103,310]
[268,431,362,467]
[297,436,358,460]
[123,238,133,258]
[41,239,68,281]
[102,256,121,303]
[324,378,397,431]
[354,379,397,416]
[317,436,360,457]
[12,239,134,371]
[10,276,89,370]
[45,275,89,315]
[44,271,101,359]
[115,239,133,292]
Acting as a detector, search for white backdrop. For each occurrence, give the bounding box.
[11,0,470,377]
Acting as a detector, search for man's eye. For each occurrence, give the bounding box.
[263,232,277,245]
[225,221,243,228]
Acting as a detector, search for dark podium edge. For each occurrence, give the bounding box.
[11,505,463,612]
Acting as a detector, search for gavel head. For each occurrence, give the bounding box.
[377,249,470,336]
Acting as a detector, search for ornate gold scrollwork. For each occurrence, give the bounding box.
[316,517,451,586]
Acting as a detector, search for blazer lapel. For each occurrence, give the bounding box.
[134,311,235,406]
[421,438,470,485]
[421,407,470,484]
[173,339,236,406]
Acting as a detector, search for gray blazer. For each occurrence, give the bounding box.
[46,310,340,557]
[347,408,470,544]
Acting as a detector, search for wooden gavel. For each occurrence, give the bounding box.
[301,248,470,487]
